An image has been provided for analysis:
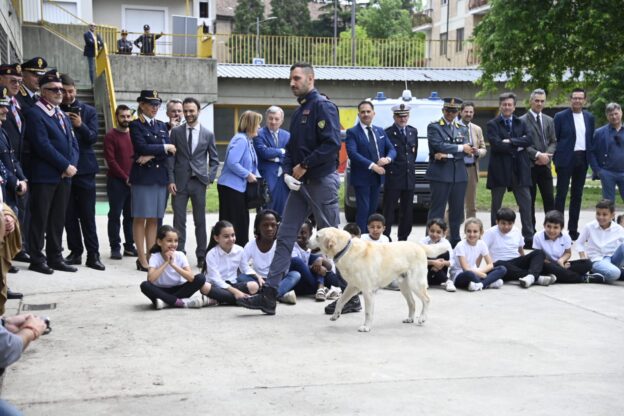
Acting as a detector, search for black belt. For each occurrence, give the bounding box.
[465,163,476,167]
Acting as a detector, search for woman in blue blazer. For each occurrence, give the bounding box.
[217,111,262,247]
[129,90,176,270]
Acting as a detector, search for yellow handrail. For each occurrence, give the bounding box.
[95,44,117,129]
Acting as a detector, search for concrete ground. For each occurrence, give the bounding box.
[2,209,624,416]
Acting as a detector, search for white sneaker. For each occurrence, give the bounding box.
[184,297,203,308]
[488,279,504,289]
[154,299,166,310]
[445,279,456,292]
[279,290,297,305]
[326,286,342,301]
[519,274,535,288]
[468,281,483,291]
[537,274,557,286]
[201,295,218,307]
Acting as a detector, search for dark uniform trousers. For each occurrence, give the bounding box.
[429,180,467,245]
[382,188,414,241]
[65,175,100,256]
[29,181,71,265]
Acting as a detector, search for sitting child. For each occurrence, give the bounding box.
[576,199,624,282]
[140,225,206,309]
[419,218,453,291]
[361,213,390,243]
[532,210,602,283]
[450,218,507,291]
[617,214,624,228]
[482,207,549,288]
[200,220,260,306]
[343,222,361,238]
[290,220,342,301]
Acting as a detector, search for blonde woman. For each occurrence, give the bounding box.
[217,111,262,247]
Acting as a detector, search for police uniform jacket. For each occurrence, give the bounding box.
[129,115,170,186]
[117,39,133,54]
[485,115,532,189]
[0,128,25,203]
[134,34,162,55]
[284,89,341,180]
[24,100,79,184]
[425,117,469,183]
[63,99,99,188]
[17,85,37,110]
[384,124,418,190]
[1,100,24,161]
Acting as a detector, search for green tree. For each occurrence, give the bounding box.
[474,0,624,107]
[358,0,413,39]
[232,0,264,34]
[309,1,352,38]
[267,0,311,36]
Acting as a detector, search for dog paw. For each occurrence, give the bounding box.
[417,316,427,325]
[330,314,340,321]
[358,325,371,332]
[402,318,414,324]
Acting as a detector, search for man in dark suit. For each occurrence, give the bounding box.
[426,97,472,247]
[346,100,396,233]
[0,64,30,264]
[17,57,47,111]
[60,74,105,271]
[0,88,27,214]
[382,103,417,241]
[24,70,79,274]
[520,88,557,229]
[553,88,595,240]
[486,92,534,245]
[83,23,103,85]
[253,105,291,215]
[168,97,219,268]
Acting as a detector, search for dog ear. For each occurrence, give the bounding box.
[324,234,336,251]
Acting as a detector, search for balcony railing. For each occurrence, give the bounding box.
[469,0,489,9]
[412,9,433,27]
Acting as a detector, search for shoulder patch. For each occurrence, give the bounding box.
[318,120,326,129]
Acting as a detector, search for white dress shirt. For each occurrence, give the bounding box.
[575,220,624,262]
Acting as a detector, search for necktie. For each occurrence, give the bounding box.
[505,118,512,135]
[187,127,194,154]
[366,126,379,160]
[400,128,406,138]
[54,108,66,133]
[273,131,279,147]
[536,113,546,147]
[11,98,22,132]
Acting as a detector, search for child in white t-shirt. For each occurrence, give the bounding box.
[450,218,507,291]
[361,213,390,243]
[140,225,206,309]
[419,218,453,291]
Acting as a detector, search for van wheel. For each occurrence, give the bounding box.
[344,203,356,222]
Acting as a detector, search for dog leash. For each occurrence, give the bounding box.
[298,184,333,227]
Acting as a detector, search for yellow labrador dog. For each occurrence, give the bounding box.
[309,227,449,332]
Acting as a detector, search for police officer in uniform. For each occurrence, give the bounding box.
[238,62,344,315]
[17,57,47,111]
[0,88,27,213]
[134,25,163,56]
[117,30,133,55]
[383,103,418,241]
[426,97,472,247]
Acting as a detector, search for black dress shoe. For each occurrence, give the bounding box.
[8,265,18,273]
[13,251,31,263]
[64,252,82,265]
[197,258,206,270]
[569,230,580,241]
[29,262,54,275]
[110,250,122,260]
[123,247,138,257]
[7,289,23,299]
[86,255,106,271]
[49,261,78,272]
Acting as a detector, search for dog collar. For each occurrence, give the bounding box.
[333,239,352,263]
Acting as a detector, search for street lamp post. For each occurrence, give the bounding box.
[249,16,277,59]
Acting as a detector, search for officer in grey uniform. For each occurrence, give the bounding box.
[238,62,342,315]
[425,97,473,247]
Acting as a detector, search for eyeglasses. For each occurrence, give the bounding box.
[6,79,22,85]
[43,87,66,93]
[148,102,161,108]
[394,114,409,119]
[443,108,459,113]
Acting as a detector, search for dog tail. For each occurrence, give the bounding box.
[421,241,452,259]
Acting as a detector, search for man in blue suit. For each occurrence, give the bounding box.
[553,88,595,240]
[24,70,79,274]
[60,74,105,271]
[253,106,290,215]
[426,97,472,246]
[83,23,103,86]
[346,100,396,233]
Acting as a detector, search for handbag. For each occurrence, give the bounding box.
[245,177,271,209]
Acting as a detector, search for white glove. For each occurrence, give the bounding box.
[284,174,302,191]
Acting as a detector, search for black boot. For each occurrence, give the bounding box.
[64,252,82,265]
[237,285,277,315]
[86,254,106,271]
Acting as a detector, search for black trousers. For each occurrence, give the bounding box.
[140,274,206,306]
[427,252,450,285]
[494,249,545,281]
[207,281,251,306]
[554,152,587,235]
[65,180,100,256]
[218,184,250,247]
[382,187,415,241]
[541,259,592,284]
[106,176,134,252]
[28,181,71,265]
[530,164,555,228]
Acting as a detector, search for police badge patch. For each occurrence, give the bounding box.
[318,120,326,129]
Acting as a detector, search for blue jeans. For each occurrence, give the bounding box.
[0,400,22,415]
[599,169,624,205]
[591,244,624,282]
[240,271,301,298]
[454,265,507,289]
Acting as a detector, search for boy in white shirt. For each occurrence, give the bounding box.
[361,213,390,243]
[576,199,624,282]
[482,207,549,288]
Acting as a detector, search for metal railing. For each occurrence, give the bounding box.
[95,43,117,130]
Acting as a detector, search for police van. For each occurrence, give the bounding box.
[343,90,444,222]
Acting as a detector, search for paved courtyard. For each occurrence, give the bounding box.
[2,209,623,415]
